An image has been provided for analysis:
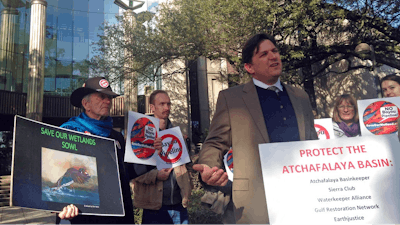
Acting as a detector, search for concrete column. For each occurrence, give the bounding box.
[26,0,47,121]
[197,56,210,133]
[0,8,18,91]
[123,10,138,136]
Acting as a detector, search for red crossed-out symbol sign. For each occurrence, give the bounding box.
[315,124,330,139]
[159,134,183,164]
[99,79,109,88]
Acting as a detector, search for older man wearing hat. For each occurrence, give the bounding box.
[57,77,136,224]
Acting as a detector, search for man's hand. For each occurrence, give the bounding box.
[58,204,78,220]
[193,164,228,186]
[157,168,173,181]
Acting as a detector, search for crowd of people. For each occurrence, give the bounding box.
[52,33,399,224]
[330,74,400,139]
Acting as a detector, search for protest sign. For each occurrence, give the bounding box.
[11,116,124,216]
[124,111,159,165]
[223,147,234,181]
[156,127,190,170]
[259,134,400,224]
[357,97,400,136]
[314,118,335,139]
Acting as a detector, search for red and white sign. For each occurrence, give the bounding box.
[259,134,400,224]
[124,111,160,166]
[99,79,109,88]
[159,134,183,164]
[156,127,190,170]
[314,118,335,139]
[223,147,234,181]
[358,97,400,136]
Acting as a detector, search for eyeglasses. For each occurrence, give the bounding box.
[338,105,354,110]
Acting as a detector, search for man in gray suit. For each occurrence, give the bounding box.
[193,33,318,223]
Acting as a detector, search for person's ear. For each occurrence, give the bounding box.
[244,63,254,74]
[150,104,155,113]
[82,98,89,111]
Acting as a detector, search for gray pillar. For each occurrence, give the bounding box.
[123,10,138,137]
[26,0,47,121]
[0,8,18,91]
[197,56,210,133]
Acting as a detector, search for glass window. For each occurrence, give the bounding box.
[71,74,87,91]
[88,11,104,59]
[56,1,73,61]
[55,60,73,96]
[73,0,89,11]
[56,60,73,78]
[73,10,89,61]
[44,58,56,94]
[55,77,73,96]
[73,60,89,76]
[89,0,105,13]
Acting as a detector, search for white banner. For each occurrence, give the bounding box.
[156,127,190,170]
[314,118,335,139]
[357,97,400,136]
[259,134,400,224]
[124,111,159,165]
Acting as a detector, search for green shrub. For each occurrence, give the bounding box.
[134,206,143,224]
[188,188,223,224]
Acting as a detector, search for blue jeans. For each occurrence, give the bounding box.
[142,204,188,224]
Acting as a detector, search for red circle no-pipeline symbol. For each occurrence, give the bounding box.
[315,124,330,139]
[159,134,183,164]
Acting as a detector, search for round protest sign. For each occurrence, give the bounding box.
[314,124,330,139]
[226,148,233,173]
[363,100,400,135]
[130,117,157,159]
[159,134,183,164]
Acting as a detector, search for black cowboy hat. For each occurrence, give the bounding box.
[70,77,119,107]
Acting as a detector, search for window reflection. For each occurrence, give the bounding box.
[0,0,122,96]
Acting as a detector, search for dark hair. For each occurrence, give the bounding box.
[381,74,400,85]
[242,33,278,65]
[149,90,169,105]
[332,94,359,123]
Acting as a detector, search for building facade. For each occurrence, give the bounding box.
[0,0,127,175]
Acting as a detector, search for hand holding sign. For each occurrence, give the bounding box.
[157,168,173,181]
[58,204,79,220]
[154,137,162,152]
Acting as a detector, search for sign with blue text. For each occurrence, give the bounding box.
[11,116,124,216]
[124,111,159,165]
[357,97,400,136]
[259,134,400,224]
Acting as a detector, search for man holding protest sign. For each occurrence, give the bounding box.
[133,90,192,224]
[57,77,135,224]
[193,33,318,223]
